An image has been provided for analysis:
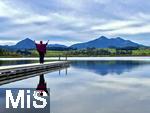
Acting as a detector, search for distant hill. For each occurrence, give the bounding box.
[48,44,67,48]
[0,45,10,50]
[0,38,67,50]
[70,36,144,49]
[47,44,68,51]
[12,38,35,49]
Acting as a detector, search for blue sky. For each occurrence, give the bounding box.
[0,0,150,46]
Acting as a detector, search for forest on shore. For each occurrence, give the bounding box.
[0,47,150,57]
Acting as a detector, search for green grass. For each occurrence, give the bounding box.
[30,50,67,57]
[0,48,150,57]
[132,49,150,56]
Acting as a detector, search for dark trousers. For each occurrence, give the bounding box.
[39,52,45,63]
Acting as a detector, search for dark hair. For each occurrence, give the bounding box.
[40,41,43,44]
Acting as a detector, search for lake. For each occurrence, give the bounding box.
[0,57,150,113]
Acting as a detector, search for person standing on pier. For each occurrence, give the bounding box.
[34,40,49,64]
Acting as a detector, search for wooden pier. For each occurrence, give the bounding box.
[0,61,70,85]
[0,61,70,76]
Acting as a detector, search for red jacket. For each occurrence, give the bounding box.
[36,43,47,53]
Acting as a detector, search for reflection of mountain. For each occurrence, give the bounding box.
[71,61,149,75]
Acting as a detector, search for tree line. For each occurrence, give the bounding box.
[0,47,150,57]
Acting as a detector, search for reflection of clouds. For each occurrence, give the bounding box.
[93,75,150,87]
[47,67,150,97]
[46,66,150,113]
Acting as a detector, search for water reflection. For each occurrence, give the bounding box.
[71,61,150,75]
[59,68,68,75]
[36,74,49,95]
[0,60,150,113]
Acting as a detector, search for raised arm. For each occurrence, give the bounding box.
[46,40,49,45]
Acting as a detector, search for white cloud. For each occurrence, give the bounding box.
[0,1,18,17]
[13,15,50,25]
[91,20,142,31]
[0,0,150,45]
[107,24,150,35]
[0,40,17,45]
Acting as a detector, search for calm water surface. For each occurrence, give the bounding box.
[0,58,150,113]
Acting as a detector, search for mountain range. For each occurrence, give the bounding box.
[0,36,146,50]
[71,36,144,49]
